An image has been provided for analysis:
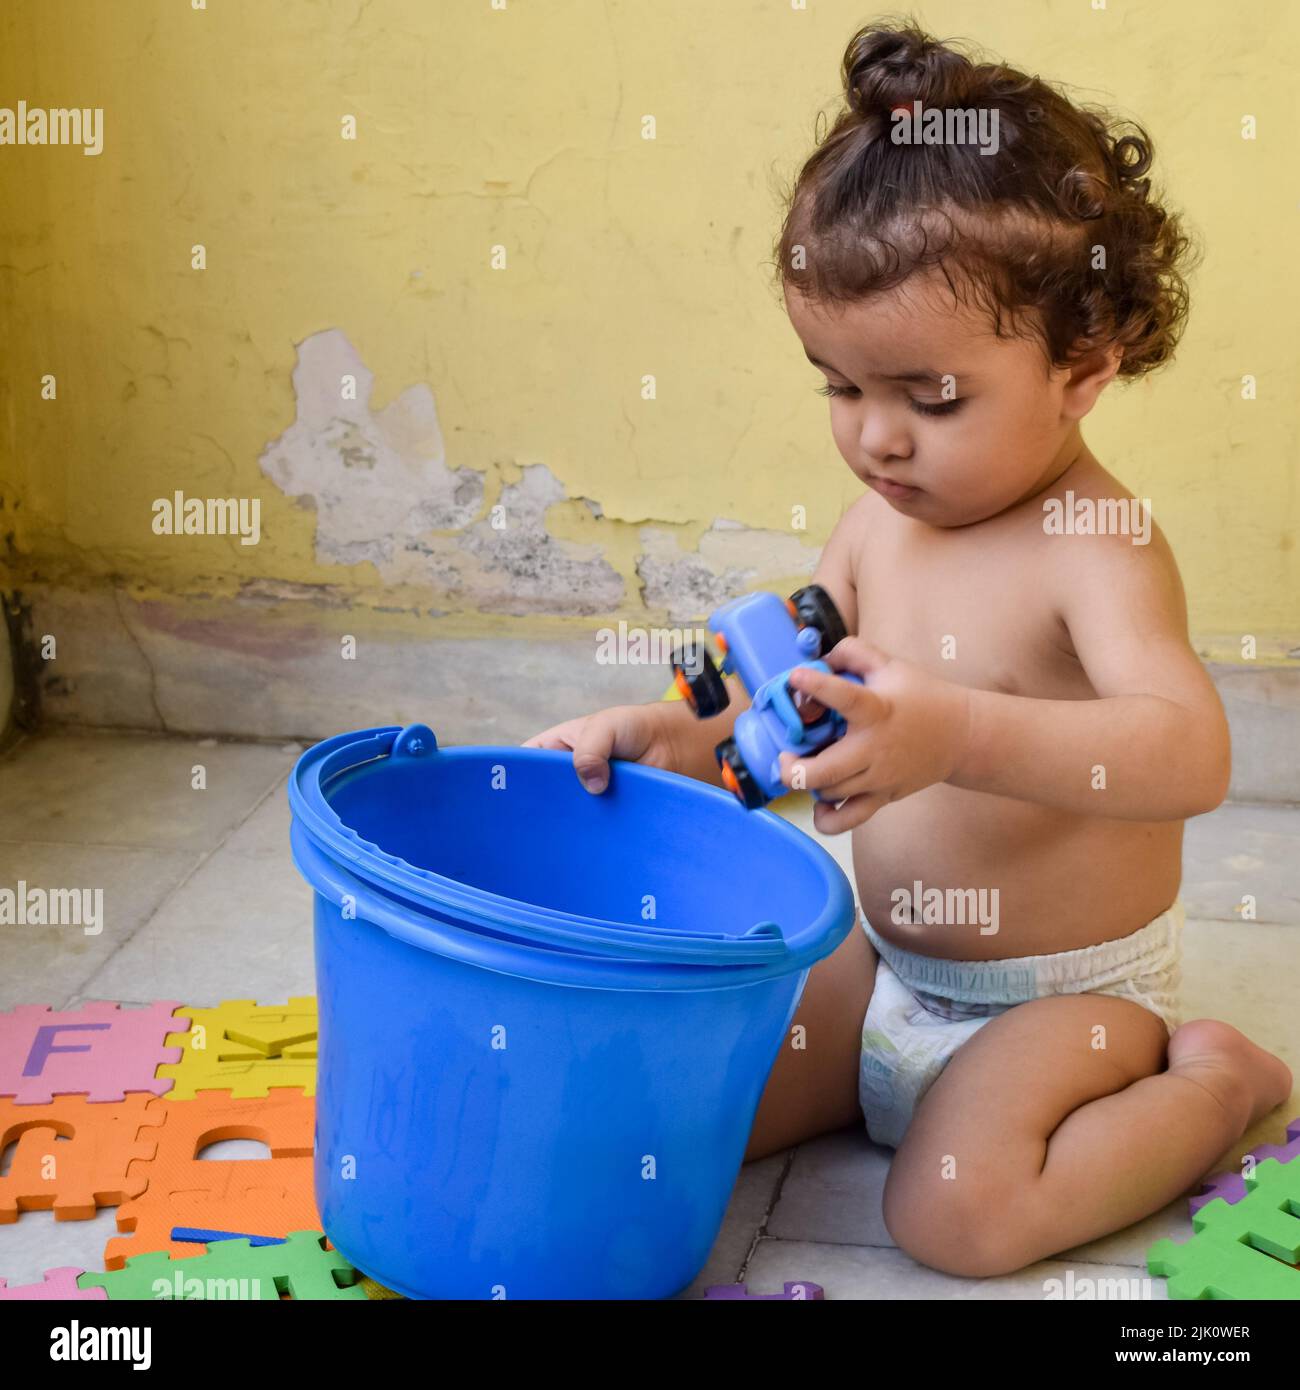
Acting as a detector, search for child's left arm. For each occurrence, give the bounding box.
[781,530,1231,831]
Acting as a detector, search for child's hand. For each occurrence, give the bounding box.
[523,704,685,795]
[779,638,972,833]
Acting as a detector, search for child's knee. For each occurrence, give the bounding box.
[883,1154,1043,1278]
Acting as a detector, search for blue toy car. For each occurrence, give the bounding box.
[670,585,862,809]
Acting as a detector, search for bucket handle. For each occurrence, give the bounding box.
[392,723,437,758]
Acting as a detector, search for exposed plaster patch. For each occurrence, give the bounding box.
[259,329,483,577]
[637,521,818,622]
[419,464,624,616]
[259,330,623,613]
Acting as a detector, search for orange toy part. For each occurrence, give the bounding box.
[0,1094,166,1223]
[720,762,742,797]
[105,1089,317,1268]
[673,669,696,706]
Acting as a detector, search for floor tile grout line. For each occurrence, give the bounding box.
[49,849,207,1012]
[57,769,296,1009]
[735,1147,800,1282]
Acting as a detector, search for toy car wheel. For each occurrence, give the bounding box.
[714,737,766,809]
[789,583,848,657]
[670,645,729,718]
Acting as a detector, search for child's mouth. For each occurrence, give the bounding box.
[867,472,922,501]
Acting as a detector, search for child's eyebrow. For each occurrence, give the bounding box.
[803,350,961,386]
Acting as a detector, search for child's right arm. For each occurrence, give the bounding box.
[523,675,749,794]
[526,512,861,795]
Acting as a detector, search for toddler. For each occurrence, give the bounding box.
[525,21,1291,1278]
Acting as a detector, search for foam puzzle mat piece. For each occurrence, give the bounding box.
[1150,1157,1300,1299]
[1190,1118,1300,1216]
[0,1093,166,1222]
[359,1276,404,1300]
[0,1267,107,1301]
[170,1227,286,1246]
[82,1231,366,1301]
[157,999,318,1100]
[106,1089,317,1267]
[0,1002,189,1104]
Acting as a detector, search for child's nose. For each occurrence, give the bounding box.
[857,414,913,466]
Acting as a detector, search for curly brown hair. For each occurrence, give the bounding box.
[773,17,1197,379]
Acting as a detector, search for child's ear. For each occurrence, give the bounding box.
[1060,343,1124,420]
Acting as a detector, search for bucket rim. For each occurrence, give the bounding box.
[293,819,848,991]
[288,724,854,973]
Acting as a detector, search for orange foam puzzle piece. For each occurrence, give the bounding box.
[105,1089,318,1268]
[0,1094,166,1223]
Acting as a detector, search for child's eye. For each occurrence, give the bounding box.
[908,398,964,417]
[815,382,964,417]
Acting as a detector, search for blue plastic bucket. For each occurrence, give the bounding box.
[289,724,854,1299]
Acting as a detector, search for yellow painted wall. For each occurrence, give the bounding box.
[0,0,1296,660]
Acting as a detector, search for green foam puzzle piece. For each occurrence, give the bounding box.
[78,1230,366,1301]
[1147,1157,1300,1299]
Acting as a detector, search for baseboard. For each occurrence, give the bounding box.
[9,583,1300,802]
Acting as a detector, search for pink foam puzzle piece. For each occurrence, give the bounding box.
[0,1003,189,1105]
[0,1267,107,1300]
[1189,1117,1300,1216]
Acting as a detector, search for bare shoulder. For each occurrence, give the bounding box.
[1039,461,1188,628]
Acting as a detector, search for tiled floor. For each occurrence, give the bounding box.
[2,728,1297,1298]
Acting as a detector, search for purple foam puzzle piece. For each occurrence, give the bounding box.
[705,1281,825,1300]
[0,1002,189,1104]
[1252,1117,1300,1167]
[1189,1118,1300,1216]
[0,1267,107,1301]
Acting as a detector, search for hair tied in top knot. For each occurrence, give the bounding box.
[842,23,972,119]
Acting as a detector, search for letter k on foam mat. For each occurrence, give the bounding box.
[156,998,318,1099]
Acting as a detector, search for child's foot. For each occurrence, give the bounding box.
[1167,1019,1293,1132]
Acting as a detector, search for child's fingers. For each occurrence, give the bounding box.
[571,718,617,794]
[786,665,887,723]
[811,791,892,835]
[780,742,876,794]
[822,637,892,678]
[522,727,577,751]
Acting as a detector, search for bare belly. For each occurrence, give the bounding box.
[852,782,1183,960]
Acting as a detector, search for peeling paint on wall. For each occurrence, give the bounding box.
[259,330,483,575]
[637,520,817,622]
[259,330,625,615]
[443,464,625,616]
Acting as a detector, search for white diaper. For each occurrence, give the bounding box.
[858,902,1184,1150]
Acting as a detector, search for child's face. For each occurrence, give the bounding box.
[784,270,1086,527]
